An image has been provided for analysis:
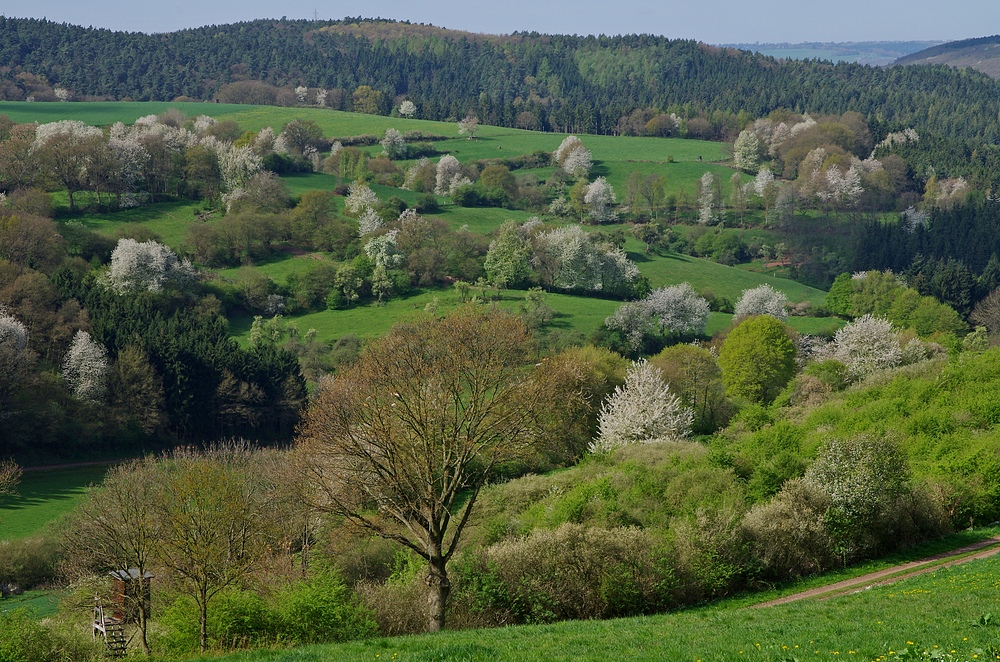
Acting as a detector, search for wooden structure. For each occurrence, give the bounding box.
[93,599,127,658]
[109,568,153,622]
[92,569,152,658]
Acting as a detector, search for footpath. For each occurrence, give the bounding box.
[752,536,1000,608]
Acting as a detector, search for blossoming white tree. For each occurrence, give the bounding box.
[584,177,616,222]
[645,283,711,336]
[357,207,384,236]
[733,129,761,173]
[344,181,379,215]
[590,359,693,452]
[105,238,195,293]
[63,330,109,402]
[698,172,719,224]
[832,314,904,380]
[562,145,593,178]
[398,100,416,118]
[434,155,464,195]
[380,128,406,159]
[734,284,788,320]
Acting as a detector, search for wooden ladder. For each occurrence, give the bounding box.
[93,599,128,658]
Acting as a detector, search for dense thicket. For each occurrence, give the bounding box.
[3,17,1000,144]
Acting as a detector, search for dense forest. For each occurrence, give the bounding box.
[2,16,1000,148]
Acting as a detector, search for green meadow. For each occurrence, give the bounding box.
[3,101,839,348]
[197,553,1000,662]
[0,465,109,541]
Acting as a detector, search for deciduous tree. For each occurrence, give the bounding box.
[298,309,538,632]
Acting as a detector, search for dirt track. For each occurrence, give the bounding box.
[752,536,1000,608]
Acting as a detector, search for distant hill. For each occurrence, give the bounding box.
[2,17,1000,142]
[723,41,941,66]
[895,35,1000,78]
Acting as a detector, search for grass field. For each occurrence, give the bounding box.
[0,591,61,619]
[3,101,837,347]
[0,465,109,541]
[197,550,1000,662]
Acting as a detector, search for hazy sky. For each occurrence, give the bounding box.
[3,0,999,43]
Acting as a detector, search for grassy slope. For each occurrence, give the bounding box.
[0,465,108,541]
[198,554,1000,662]
[6,101,837,340]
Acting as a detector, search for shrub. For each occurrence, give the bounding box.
[0,609,59,662]
[276,571,377,645]
[719,315,797,404]
[457,524,669,624]
[742,478,834,578]
[0,535,62,589]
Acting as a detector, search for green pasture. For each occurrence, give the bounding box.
[199,554,1000,662]
[68,199,204,250]
[0,465,109,541]
[0,101,250,127]
[0,591,60,618]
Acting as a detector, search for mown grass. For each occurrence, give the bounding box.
[0,590,61,618]
[196,552,1000,662]
[0,465,109,541]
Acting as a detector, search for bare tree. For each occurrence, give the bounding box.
[0,459,21,496]
[155,446,270,652]
[65,459,161,655]
[298,308,537,632]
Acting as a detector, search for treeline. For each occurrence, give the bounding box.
[3,17,1000,144]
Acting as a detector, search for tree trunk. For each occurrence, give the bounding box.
[138,601,150,656]
[425,556,450,633]
[199,586,208,652]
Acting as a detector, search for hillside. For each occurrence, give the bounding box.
[895,35,1000,78]
[2,17,1000,143]
[724,40,940,65]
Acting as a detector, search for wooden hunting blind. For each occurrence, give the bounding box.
[109,569,153,622]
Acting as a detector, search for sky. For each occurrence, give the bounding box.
[2,0,1000,43]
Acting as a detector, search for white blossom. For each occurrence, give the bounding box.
[32,120,101,150]
[345,182,379,215]
[402,157,429,190]
[591,359,693,452]
[295,86,309,104]
[0,312,28,353]
[380,128,406,159]
[733,129,761,173]
[53,87,71,102]
[698,171,718,225]
[364,230,403,269]
[434,155,462,195]
[105,238,194,293]
[62,331,108,402]
[584,177,616,222]
[398,100,416,118]
[734,284,788,320]
[357,207,384,236]
[753,167,774,198]
[833,314,904,380]
[315,88,328,106]
[554,136,585,164]
[562,145,593,177]
[604,302,656,352]
[645,283,711,336]
[217,145,263,192]
[253,126,277,155]
[193,115,216,134]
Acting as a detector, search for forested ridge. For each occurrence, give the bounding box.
[3,17,1000,143]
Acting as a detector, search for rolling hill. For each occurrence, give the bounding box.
[895,35,1000,78]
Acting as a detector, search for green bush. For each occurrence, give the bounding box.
[0,609,58,662]
[455,524,670,625]
[0,535,62,590]
[276,570,377,645]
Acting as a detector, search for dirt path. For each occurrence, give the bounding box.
[752,536,1000,608]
